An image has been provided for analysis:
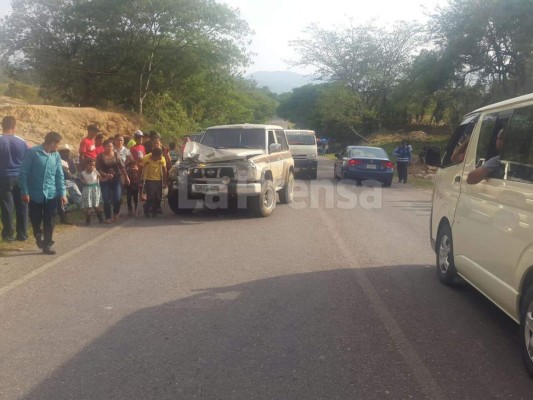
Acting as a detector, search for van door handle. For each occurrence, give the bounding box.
[454,176,461,183]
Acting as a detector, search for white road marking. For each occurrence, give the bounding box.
[318,208,446,400]
[0,220,133,297]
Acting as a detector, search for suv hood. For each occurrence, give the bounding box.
[183,142,264,163]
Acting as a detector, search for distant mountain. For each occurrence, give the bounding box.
[247,71,316,94]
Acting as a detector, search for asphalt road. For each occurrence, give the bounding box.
[1,158,532,399]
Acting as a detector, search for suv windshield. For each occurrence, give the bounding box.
[286,134,316,145]
[201,128,265,149]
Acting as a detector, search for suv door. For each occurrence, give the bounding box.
[268,130,283,187]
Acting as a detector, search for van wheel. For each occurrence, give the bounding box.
[521,285,533,377]
[436,224,458,285]
[279,171,294,204]
[249,180,276,217]
[310,169,318,180]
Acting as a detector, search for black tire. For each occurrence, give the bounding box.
[310,169,318,180]
[435,224,458,285]
[520,285,533,377]
[168,189,196,214]
[383,178,392,187]
[249,180,276,217]
[279,170,294,204]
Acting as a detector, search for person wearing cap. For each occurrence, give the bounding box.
[127,130,143,148]
[0,115,28,242]
[79,125,99,162]
[129,131,146,162]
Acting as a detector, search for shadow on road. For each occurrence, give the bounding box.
[22,266,532,399]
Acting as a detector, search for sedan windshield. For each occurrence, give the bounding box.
[349,147,388,159]
[201,128,265,149]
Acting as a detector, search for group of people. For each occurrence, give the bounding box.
[0,115,190,255]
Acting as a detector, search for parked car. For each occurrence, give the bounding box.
[167,124,294,217]
[333,146,394,186]
[427,92,533,376]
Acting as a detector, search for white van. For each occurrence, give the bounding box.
[285,129,318,179]
[427,93,533,376]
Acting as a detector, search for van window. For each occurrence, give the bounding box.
[275,130,289,151]
[476,113,498,167]
[501,106,533,184]
[441,113,479,167]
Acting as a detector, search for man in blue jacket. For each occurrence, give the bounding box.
[393,140,412,184]
[19,131,67,255]
[0,116,28,242]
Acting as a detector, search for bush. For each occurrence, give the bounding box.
[4,82,41,103]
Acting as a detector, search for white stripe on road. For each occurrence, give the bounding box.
[318,208,446,400]
[0,220,133,298]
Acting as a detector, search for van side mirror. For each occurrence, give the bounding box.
[269,143,282,153]
[423,147,441,167]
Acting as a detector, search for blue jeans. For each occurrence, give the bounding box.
[100,179,122,219]
[0,175,28,240]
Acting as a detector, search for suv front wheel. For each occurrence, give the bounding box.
[249,180,276,217]
[279,170,294,204]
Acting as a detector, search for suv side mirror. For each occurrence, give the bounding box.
[269,143,281,153]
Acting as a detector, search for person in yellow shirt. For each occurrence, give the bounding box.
[139,147,167,217]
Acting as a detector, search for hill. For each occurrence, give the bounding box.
[247,71,316,94]
[0,102,140,151]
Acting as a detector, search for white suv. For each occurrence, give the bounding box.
[168,124,295,217]
[427,93,533,376]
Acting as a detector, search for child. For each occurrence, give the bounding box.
[168,142,180,164]
[139,147,167,217]
[80,159,106,225]
[126,161,140,216]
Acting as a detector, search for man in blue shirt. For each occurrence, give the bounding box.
[393,140,412,184]
[0,116,28,242]
[19,131,67,255]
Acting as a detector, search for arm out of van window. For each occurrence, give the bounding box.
[467,156,500,184]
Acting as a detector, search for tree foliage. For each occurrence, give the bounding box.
[282,0,533,146]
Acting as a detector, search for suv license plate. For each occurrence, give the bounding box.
[195,184,227,194]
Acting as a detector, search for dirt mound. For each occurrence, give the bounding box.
[0,103,141,150]
[0,96,28,106]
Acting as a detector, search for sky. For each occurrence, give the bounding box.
[0,0,444,74]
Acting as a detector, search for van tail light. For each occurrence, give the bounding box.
[348,159,362,166]
[383,161,394,169]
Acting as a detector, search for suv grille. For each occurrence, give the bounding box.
[188,167,236,179]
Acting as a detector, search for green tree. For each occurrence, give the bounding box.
[0,0,251,112]
[430,0,533,99]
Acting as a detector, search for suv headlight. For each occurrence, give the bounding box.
[237,160,257,180]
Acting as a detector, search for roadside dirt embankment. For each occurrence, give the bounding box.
[0,100,140,150]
